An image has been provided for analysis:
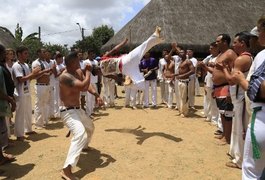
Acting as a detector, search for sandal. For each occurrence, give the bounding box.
[225,161,241,169]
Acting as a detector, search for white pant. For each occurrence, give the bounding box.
[48,84,56,118]
[61,109,94,169]
[159,79,167,104]
[34,85,50,127]
[204,87,219,123]
[54,81,61,118]
[230,98,249,168]
[102,77,115,106]
[86,83,98,116]
[143,79,157,107]
[178,81,189,115]
[195,77,200,96]
[125,85,137,107]
[165,80,174,108]
[121,33,163,90]
[242,108,265,179]
[14,94,32,137]
[188,76,195,107]
[174,80,180,109]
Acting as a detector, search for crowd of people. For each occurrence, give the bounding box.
[0,16,264,179]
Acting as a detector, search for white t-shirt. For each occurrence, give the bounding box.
[248,49,265,108]
[56,63,65,78]
[157,58,167,80]
[12,61,31,96]
[203,55,217,88]
[32,59,50,80]
[48,59,56,85]
[189,57,197,78]
[79,60,85,70]
[173,55,181,75]
[84,59,98,84]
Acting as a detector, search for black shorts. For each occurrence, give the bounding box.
[216,98,234,121]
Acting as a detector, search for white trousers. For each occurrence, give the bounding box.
[61,109,94,169]
[54,81,61,118]
[230,98,249,168]
[165,80,174,108]
[242,108,265,179]
[102,77,115,106]
[159,79,167,104]
[14,94,32,137]
[48,84,56,118]
[204,87,219,124]
[34,85,50,127]
[143,79,157,107]
[178,81,189,116]
[86,83,98,116]
[195,77,200,96]
[121,33,163,90]
[188,76,195,107]
[174,80,180,109]
[125,85,137,107]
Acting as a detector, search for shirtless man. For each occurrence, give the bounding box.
[212,34,238,145]
[175,48,195,117]
[32,48,53,129]
[59,52,103,180]
[163,54,175,108]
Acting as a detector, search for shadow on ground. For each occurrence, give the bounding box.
[75,148,116,179]
[26,132,57,142]
[105,126,183,145]
[0,163,35,179]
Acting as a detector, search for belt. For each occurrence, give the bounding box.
[60,107,80,112]
[36,83,49,86]
[179,79,189,83]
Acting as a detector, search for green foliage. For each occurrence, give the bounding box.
[44,43,69,57]
[72,25,114,55]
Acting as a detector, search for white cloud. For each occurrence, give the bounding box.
[0,0,150,47]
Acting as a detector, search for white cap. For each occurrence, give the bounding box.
[250,26,258,37]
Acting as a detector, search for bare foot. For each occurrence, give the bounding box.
[61,171,79,180]
[154,26,162,38]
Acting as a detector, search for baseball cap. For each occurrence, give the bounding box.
[250,26,258,37]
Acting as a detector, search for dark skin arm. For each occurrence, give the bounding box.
[104,38,128,57]
[175,61,195,79]
[0,90,16,112]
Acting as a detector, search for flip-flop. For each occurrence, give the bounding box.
[225,161,241,169]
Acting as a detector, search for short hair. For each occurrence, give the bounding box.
[16,46,28,56]
[235,31,251,48]
[257,15,265,29]
[218,33,231,45]
[210,42,217,47]
[55,53,63,59]
[36,48,46,54]
[187,48,193,52]
[64,52,78,66]
[0,44,6,62]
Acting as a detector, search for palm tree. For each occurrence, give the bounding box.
[0,23,39,47]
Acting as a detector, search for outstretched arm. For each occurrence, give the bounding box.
[104,38,128,57]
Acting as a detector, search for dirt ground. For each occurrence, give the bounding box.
[0,84,241,180]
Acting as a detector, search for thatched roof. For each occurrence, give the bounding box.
[0,27,15,48]
[102,0,265,56]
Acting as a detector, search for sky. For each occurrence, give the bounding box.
[0,0,150,47]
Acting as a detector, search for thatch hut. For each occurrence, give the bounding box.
[0,27,15,48]
[102,0,265,57]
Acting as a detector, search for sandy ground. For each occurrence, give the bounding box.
[0,84,241,180]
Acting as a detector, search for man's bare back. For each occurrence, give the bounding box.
[212,49,237,85]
